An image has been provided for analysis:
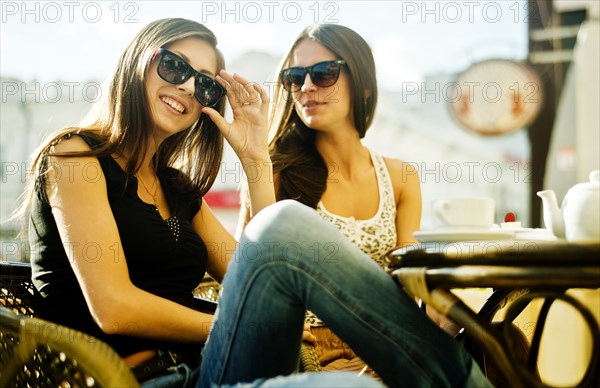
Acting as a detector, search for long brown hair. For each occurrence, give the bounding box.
[269,24,378,208]
[14,18,226,224]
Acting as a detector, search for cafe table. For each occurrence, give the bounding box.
[386,238,600,388]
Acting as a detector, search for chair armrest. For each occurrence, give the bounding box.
[0,306,139,387]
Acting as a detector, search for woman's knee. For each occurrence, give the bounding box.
[260,200,315,223]
[244,200,319,243]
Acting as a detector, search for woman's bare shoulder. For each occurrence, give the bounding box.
[380,156,421,213]
[44,134,105,192]
[382,156,419,181]
[49,133,93,154]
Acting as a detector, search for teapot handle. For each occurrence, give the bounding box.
[590,170,599,183]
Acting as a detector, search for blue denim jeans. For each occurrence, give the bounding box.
[198,200,492,388]
[142,367,377,388]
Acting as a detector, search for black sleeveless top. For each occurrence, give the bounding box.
[29,134,208,357]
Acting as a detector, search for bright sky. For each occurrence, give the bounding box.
[1,0,528,90]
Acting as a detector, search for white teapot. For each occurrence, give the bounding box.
[537,170,600,242]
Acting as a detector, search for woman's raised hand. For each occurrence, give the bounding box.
[201,70,270,164]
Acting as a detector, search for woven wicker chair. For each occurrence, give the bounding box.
[0,261,139,387]
[0,261,39,317]
[0,306,139,387]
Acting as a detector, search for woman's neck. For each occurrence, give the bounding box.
[315,131,369,180]
[116,136,160,176]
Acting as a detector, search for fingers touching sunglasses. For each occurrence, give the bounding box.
[279,60,347,92]
[155,48,225,108]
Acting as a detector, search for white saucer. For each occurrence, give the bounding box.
[511,228,557,241]
[414,228,515,243]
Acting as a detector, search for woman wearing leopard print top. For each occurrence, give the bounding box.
[238,24,422,376]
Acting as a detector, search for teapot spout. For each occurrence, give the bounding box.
[537,190,565,238]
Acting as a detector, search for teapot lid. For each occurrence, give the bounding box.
[570,170,600,192]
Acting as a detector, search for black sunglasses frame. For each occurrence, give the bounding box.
[279,60,347,92]
[155,48,225,108]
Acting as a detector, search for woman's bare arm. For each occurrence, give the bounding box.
[47,136,213,343]
[387,159,422,248]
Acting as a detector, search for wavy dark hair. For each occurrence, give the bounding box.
[269,24,378,208]
[13,18,226,225]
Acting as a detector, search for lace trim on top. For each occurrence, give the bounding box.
[307,150,397,327]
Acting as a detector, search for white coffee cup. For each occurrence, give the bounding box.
[432,197,495,229]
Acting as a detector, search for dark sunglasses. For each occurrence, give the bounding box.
[154,48,225,108]
[279,60,347,92]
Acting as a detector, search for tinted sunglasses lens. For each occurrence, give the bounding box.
[281,68,306,91]
[158,53,190,84]
[195,75,224,107]
[157,50,223,107]
[311,62,341,87]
